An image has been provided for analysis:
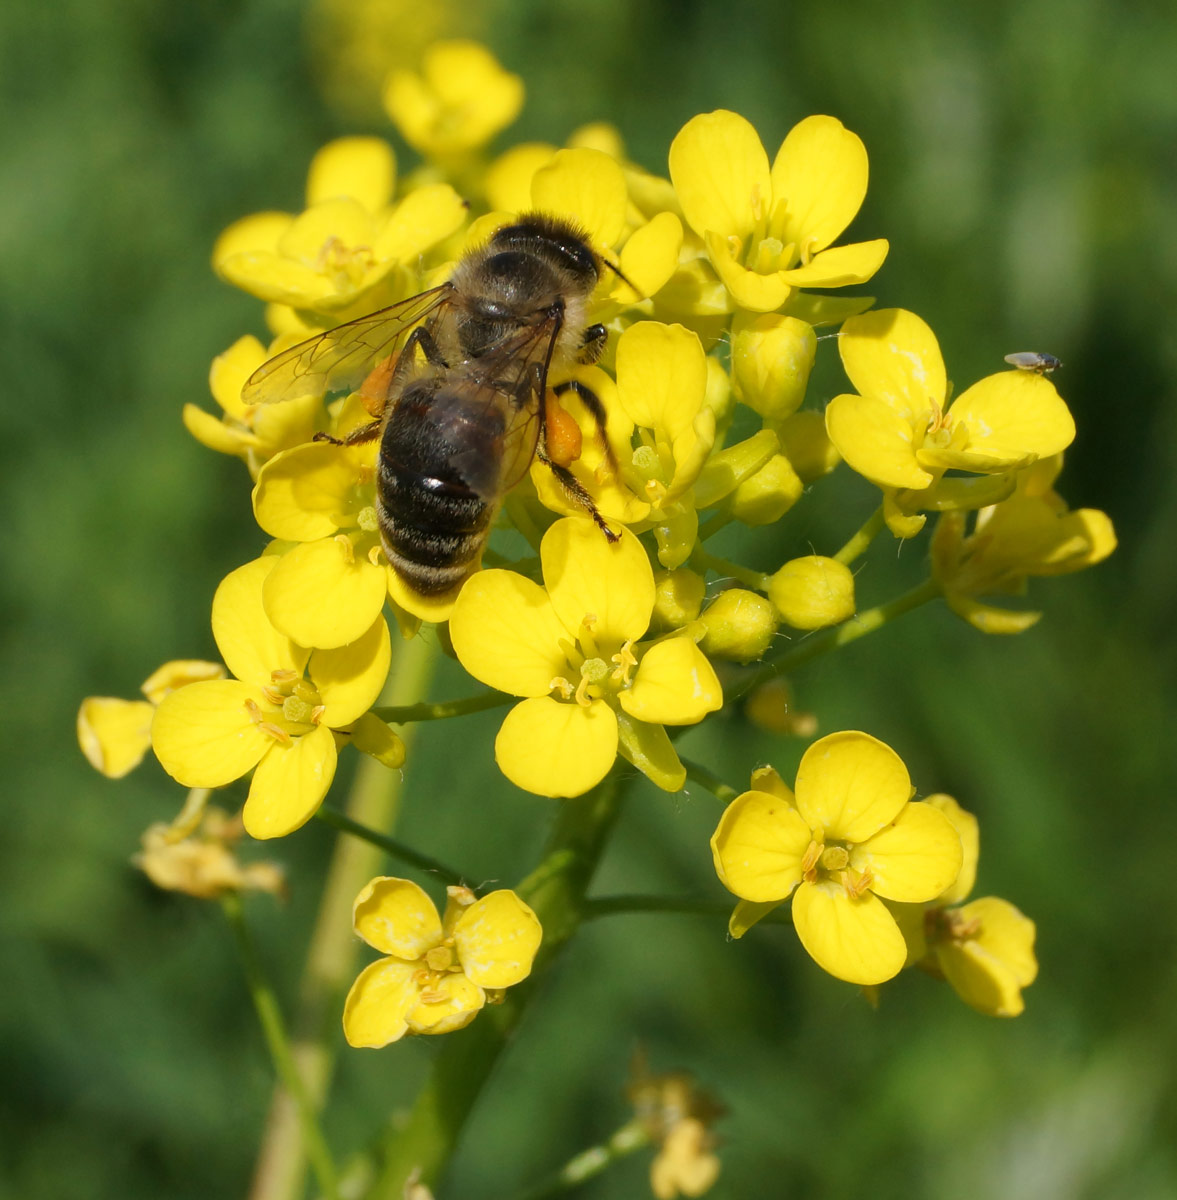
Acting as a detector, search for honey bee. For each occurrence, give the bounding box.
[242,214,618,599]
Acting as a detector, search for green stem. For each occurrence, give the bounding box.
[696,511,732,543]
[833,504,885,565]
[372,689,512,724]
[681,756,739,805]
[733,576,941,701]
[367,770,628,1198]
[694,547,769,591]
[314,807,467,886]
[222,892,340,1200]
[583,894,793,925]
[513,1121,651,1200]
[248,630,440,1200]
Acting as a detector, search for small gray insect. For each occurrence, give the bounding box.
[1004,351,1062,375]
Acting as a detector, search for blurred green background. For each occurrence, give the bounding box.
[4,0,1175,1196]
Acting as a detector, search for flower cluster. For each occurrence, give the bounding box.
[79,38,1114,1075]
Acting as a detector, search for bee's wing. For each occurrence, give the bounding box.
[493,312,564,491]
[241,284,455,405]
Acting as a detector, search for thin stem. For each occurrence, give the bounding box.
[696,511,732,543]
[513,1121,651,1200]
[583,894,793,925]
[372,689,513,724]
[222,892,340,1200]
[248,631,440,1200]
[694,547,769,591]
[833,504,885,566]
[732,576,941,701]
[314,806,466,886]
[368,770,628,1198]
[681,756,739,805]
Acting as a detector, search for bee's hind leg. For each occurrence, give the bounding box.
[536,445,620,543]
[313,420,382,447]
[552,379,619,477]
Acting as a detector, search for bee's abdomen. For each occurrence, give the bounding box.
[376,384,502,596]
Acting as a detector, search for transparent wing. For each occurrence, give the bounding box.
[241,284,455,405]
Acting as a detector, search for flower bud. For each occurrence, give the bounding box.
[351,712,406,768]
[730,313,816,420]
[728,453,803,525]
[698,589,779,662]
[651,568,706,631]
[778,410,839,482]
[744,677,817,737]
[767,556,855,630]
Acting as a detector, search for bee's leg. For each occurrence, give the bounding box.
[577,323,608,364]
[552,380,619,477]
[404,324,449,369]
[536,444,620,544]
[313,419,382,447]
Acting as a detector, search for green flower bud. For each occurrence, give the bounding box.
[350,712,406,769]
[652,568,707,631]
[729,453,803,525]
[699,589,779,662]
[730,313,816,420]
[778,410,840,482]
[768,556,855,630]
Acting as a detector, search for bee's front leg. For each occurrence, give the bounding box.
[577,324,608,364]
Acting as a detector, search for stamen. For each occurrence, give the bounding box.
[610,640,638,685]
[333,533,356,565]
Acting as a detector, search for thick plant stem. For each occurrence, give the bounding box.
[247,630,440,1200]
[368,771,626,1198]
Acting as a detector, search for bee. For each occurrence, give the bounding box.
[242,214,618,599]
[1004,351,1062,375]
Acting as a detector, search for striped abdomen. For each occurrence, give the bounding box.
[376,380,504,596]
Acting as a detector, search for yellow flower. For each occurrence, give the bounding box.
[449,519,722,797]
[668,110,888,312]
[182,335,321,477]
[891,796,1038,1016]
[710,732,962,985]
[825,309,1076,535]
[134,807,285,900]
[151,557,391,839]
[343,877,541,1047]
[383,41,524,161]
[931,455,1116,634]
[78,660,226,778]
[213,136,465,317]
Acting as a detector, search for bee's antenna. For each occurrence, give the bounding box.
[601,256,640,294]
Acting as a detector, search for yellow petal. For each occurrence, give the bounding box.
[615,321,707,441]
[252,443,362,541]
[210,334,267,419]
[449,570,569,696]
[669,110,770,239]
[454,891,542,988]
[948,595,1042,635]
[948,370,1076,461]
[342,957,418,1047]
[839,308,948,419]
[704,231,791,312]
[825,392,933,490]
[77,698,155,778]
[217,252,335,308]
[183,404,258,458]
[278,197,376,260]
[352,876,443,957]
[530,148,628,248]
[543,521,655,646]
[262,538,388,649]
[212,557,309,686]
[852,802,963,903]
[924,794,979,904]
[406,973,485,1035]
[212,211,291,270]
[710,789,811,902]
[794,731,912,843]
[485,142,557,213]
[386,567,460,624]
[792,879,907,985]
[770,115,869,252]
[959,896,1038,986]
[141,660,226,704]
[615,212,683,302]
[495,697,617,798]
[778,239,888,287]
[727,899,783,939]
[310,615,391,727]
[936,897,1037,1016]
[306,137,395,210]
[151,680,270,787]
[620,638,722,724]
[243,723,337,839]
[372,184,467,262]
